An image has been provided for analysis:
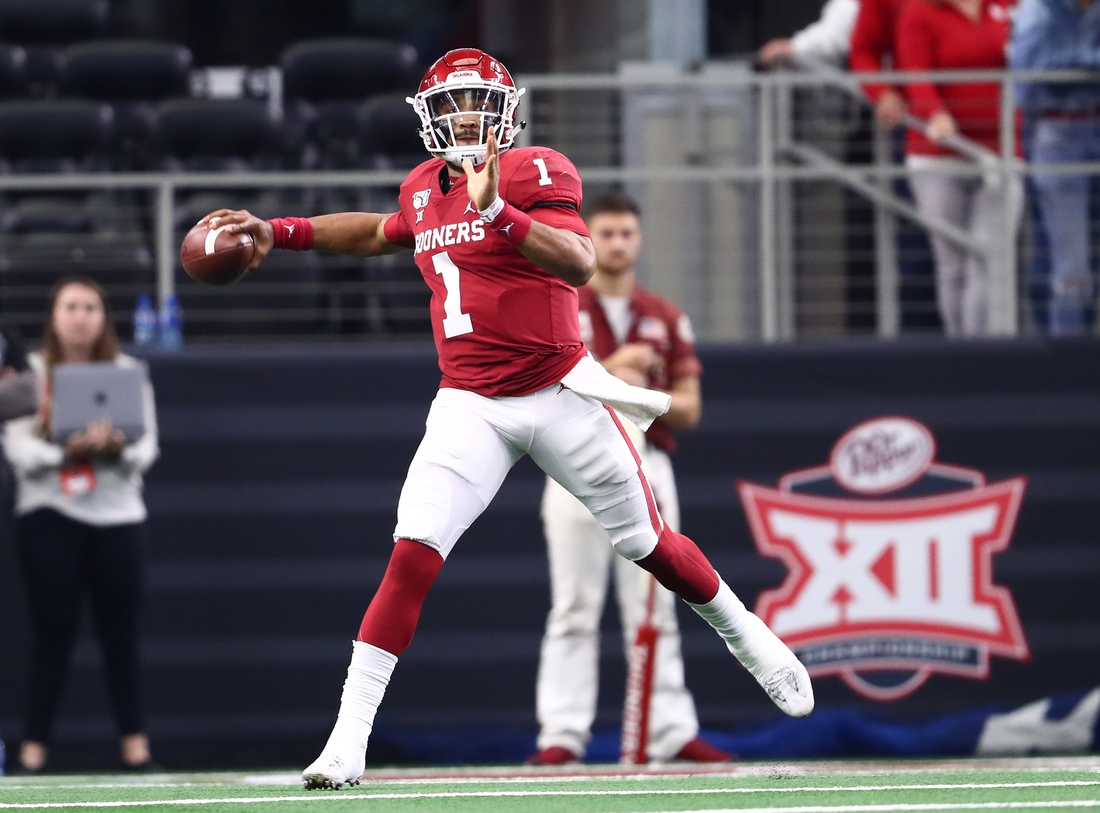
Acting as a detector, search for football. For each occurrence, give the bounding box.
[180,222,255,286]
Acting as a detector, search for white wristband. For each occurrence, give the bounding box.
[478,196,505,223]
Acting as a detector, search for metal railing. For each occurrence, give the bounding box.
[1,66,1097,342]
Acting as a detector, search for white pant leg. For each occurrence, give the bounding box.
[534,476,615,756]
[529,388,661,561]
[908,162,975,337]
[612,448,699,761]
[393,388,524,559]
[968,174,1024,336]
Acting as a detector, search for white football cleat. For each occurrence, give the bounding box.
[301,751,364,791]
[726,611,815,718]
[762,660,815,718]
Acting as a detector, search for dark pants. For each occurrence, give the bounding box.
[15,508,146,743]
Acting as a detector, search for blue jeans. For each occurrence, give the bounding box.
[1031,118,1100,336]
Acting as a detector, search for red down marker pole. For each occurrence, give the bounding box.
[621,573,659,764]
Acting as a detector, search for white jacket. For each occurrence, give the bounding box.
[4,352,159,526]
[791,0,860,64]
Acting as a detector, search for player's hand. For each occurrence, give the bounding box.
[462,126,500,212]
[200,209,274,271]
[605,343,657,373]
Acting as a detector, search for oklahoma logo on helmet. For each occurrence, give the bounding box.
[737,416,1029,701]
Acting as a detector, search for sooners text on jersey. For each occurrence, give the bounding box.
[390,146,590,397]
[738,416,1029,701]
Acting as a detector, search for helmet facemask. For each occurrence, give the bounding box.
[408,80,524,167]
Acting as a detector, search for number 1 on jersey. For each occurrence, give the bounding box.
[533,157,552,186]
[432,251,474,338]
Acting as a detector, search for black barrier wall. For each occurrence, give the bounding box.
[1,339,1098,769]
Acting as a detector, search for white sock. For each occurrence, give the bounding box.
[688,578,795,682]
[320,641,398,755]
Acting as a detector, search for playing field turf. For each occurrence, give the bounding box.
[0,756,1097,812]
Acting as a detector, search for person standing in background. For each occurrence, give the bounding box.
[527,193,728,766]
[897,0,1022,337]
[759,0,861,67]
[4,277,159,773]
[1011,0,1100,335]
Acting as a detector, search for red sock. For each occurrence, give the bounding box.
[636,528,720,605]
[357,538,444,656]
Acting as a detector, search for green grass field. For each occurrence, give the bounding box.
[1,756,1098,812]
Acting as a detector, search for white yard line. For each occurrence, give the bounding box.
[0,780,1098,809]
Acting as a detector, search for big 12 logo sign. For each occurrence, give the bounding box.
[738,417,1029,701]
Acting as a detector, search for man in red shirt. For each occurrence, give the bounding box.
[204,48,813,790]
[528,192,729,766]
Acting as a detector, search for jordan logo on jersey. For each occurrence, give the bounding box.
[737,417,1029,701]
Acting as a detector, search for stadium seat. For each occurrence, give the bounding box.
[0,100,117,241]
[151,98,284,172]
[0,45,27,97]
[0,233,153,333]
[61,41,193,168]
[0,0,108,98]
[61,41,191,101]
[281,39,419,104]
[0,0,109,44]
[0,99,112,171]
[356,93,424,169]
[176,248,326,339]
[281,39,419,170]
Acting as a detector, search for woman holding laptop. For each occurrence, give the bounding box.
[3,277,159,773]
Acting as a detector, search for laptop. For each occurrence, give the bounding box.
[50,362,147,444]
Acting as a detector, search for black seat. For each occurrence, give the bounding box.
[61,40,193,168]
[177,249,326,339]
[0,100,116,239]
[152,98,283,172]
[0,234,153,331]
[0,45,27,98]
[0,0,109,97]
[357,94,424,169]
[0,0,109,43]
[281,39,419,170]
[0,99,112,171]
[61,40,191,101]
[281,39,419,103]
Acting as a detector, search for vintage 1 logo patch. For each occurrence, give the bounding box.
[738,417,1029,701]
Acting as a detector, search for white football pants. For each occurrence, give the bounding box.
[535,437,699,762]
[393,383,663,563]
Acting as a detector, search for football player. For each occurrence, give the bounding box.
[202,48,814,790]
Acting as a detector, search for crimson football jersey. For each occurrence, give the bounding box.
[577,285,702,453]
[384,146,590,397]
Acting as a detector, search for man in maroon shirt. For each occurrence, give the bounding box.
[203,49,812,790]
[528,193,729,765]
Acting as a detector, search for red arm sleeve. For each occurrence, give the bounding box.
[381,210,415,249]
[895,3,948,119]
[849,0,893,104]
